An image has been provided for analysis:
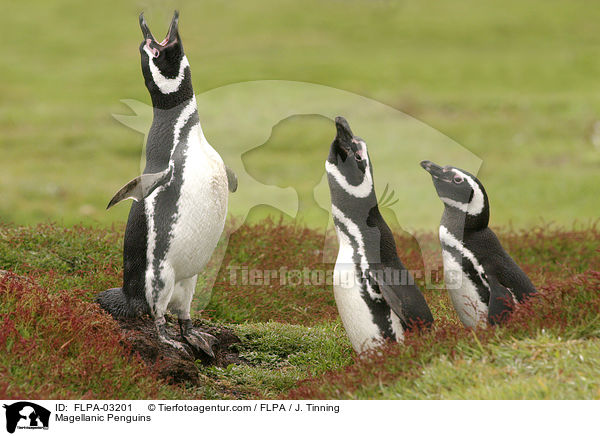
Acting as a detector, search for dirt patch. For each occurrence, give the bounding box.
[116,315,245,385]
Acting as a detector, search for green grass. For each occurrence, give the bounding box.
[0,221,598,399]
[1,0,598,228]
[381,334,600,400]
[197,322,352,399]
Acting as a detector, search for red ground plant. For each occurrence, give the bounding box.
[0,272,180,399]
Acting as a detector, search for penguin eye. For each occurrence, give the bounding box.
[453,174,464,184]
[355,153,362,162]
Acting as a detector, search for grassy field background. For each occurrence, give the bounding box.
[1,0,598,228]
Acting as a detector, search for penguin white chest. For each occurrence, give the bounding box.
[439,226,488,327]
[441,250,487,327]
[333,241,385,353]
[168,128,228,279]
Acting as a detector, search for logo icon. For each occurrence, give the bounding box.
[2,402,50,434]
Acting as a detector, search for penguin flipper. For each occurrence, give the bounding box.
[487,275,515,325]
[225,165,238,193]
[370,270,434,330]
[475,228,537,302]
[107,165,174,209]
[494,254,537,302]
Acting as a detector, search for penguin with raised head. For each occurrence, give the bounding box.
[420,160,536,327]
[326,117,433,353]
[97,11,237,356]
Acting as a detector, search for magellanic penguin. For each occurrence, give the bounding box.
[97,11,237,356]
[326,117,433,353]
[420,160,536,327]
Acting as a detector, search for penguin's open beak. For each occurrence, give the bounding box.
[139,13,155,41]
[163,10,179,45]
[139,10,179,46]
[420,160,449,181]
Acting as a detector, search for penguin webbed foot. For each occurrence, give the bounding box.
[155,317,189,354]
[178,318,216,358]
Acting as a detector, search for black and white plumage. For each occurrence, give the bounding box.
[326,116,433,353]
[420,160,536,326]
[97,12,236,356]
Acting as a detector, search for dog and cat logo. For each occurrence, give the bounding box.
[2,402,50,433]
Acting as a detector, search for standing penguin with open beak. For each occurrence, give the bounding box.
[97,11,237,357]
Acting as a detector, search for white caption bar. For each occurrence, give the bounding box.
[0,400,593,436]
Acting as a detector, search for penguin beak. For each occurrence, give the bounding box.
[139,12,155,41]
[420,160,448,180]
[163,10,180,45]
[332,116,354,158]
[139,10,179,46]
[334,116,354,143]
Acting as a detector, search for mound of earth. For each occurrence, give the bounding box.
[116,315,245,385]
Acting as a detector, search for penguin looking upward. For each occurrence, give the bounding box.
[326,117,433,353]
[97,11,236,356]
[420,160,536,326]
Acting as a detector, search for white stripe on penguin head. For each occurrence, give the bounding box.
[325,140,373,198]
[439,196,468,212]
[439,169,485,216]
[452,169,485,216]
[144,45,190,94]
